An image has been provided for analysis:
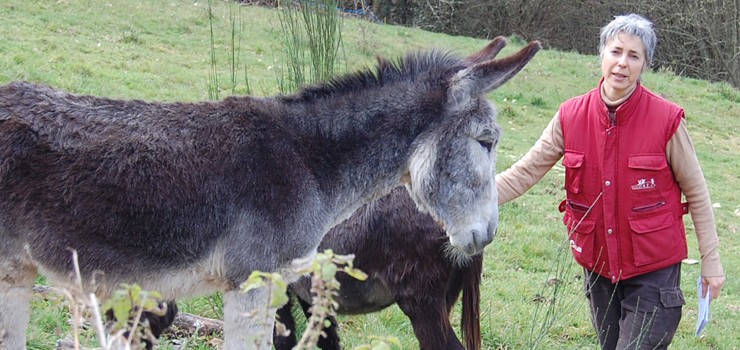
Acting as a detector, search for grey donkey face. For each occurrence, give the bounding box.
[407,37,541,256]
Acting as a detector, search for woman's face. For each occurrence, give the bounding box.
[600,33,647,100]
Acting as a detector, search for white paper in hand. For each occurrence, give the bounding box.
[696,276,711,336]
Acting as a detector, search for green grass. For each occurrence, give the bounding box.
[1,0,738,349]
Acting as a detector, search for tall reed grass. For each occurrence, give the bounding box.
[275,0,343,93]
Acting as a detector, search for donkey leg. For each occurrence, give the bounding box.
[223,288,276,350]
[0,257,36,350]
[144,301,178,348]
[273,295,298,350]
[396,295,464,350]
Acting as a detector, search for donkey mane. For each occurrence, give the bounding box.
[283,50,464,102]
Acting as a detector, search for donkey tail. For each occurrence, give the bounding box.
[461,253,483,350]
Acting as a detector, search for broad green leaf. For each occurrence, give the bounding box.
[343,267,368,281]
[321,262,338,280]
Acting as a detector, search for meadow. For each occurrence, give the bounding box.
[1,0,738,349]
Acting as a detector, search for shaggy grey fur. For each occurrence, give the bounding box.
[0,37,539,349]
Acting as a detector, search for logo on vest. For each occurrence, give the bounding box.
[570,239,583,253]
[631,178,656,190]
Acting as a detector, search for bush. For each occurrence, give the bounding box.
[364,0,739,88]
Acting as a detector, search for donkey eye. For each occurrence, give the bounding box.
[477,140,493,152]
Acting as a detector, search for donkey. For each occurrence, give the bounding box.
[0,36,539,349]
[274,186,484,350]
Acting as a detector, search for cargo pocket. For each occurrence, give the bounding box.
[562,151,585,194]
[629,210,677,266]
[660,287,685,308]
[628,154,666,170]
[627,154,667,205]
[564,209,597,269]
[645,287,684,346]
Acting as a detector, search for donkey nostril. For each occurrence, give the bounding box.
[467,230,487,255]
[473,228,494,254]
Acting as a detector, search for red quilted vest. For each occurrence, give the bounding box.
[558,81,688,282]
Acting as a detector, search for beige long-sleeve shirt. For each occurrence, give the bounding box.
[496,112,724,277]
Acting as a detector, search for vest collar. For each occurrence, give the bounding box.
[596,78,644,125]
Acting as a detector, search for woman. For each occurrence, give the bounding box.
[496,14,725,349]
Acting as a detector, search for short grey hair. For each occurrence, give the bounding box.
[599,14,657,67]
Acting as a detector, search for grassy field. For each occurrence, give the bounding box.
[1,0,738,349]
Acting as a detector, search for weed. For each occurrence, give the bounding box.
[275,0,343,93]
[121,30,142,45]
[529,96,547,108]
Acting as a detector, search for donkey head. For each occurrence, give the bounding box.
[405,37,541,256]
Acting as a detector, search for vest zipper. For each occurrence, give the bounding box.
[568,200,591,213]
[632,201,666,212]
[608,110,617,127]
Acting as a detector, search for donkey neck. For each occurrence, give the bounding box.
[278,88,445,225]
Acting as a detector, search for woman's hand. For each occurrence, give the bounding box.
[702,275,726,300]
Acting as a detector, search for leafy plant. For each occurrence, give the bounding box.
[240,271,290,348]
[353,335,403,350]
[292,249,368,349]
[237,250,367,349]
[102,284,168,349]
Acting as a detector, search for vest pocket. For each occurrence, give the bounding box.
[562,151,585,194]
[564,208,597,268]
[629,210,678,266]
[628,154,670,212]
[628,154,667,170]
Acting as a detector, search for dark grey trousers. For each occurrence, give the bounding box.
[584,264,685,350]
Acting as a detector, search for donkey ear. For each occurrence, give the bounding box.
[464,36,508,64]
[449,40,541,108]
